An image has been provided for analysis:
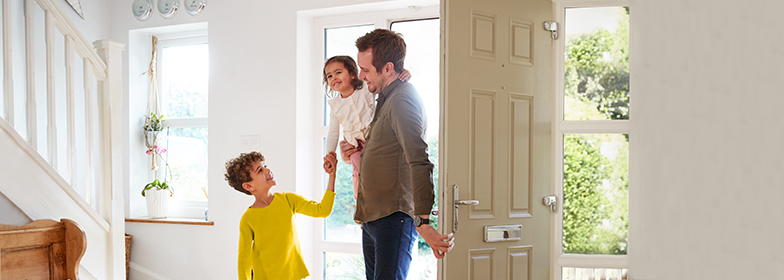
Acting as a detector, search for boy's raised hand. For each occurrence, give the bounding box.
[323,152,338,175]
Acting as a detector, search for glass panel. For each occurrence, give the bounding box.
[563,134,628,255]
[323,249,437,280]
[324,25,375,127]
[164,127,208,200]
[162,44,209,118]
[391,19,440,140]
[324,158,362,242]
[562,267,628,280]
[324,252,365,279]
[564,7,629,121]
[392,19,440,280]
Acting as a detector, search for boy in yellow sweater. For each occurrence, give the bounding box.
[224,151,337,280]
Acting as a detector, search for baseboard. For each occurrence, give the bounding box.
[129,261,173,280]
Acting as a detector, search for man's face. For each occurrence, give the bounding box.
[357,48,385,93]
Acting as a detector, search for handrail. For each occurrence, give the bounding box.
[32,0,108,81]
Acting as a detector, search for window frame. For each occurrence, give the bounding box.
[154,30,209,218]
[310,6,439,279]
[552,1,635,279]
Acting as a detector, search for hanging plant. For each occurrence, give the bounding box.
[143,35,164,171]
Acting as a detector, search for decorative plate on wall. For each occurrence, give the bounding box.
[132,0,153,21]
[65,0,84,19]
[157,0,179,19]
[183,0,206,15]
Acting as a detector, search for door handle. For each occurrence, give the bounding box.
[453,184,479,233]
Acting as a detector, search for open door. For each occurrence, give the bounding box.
[441,0,554,278]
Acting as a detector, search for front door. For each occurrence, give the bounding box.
[441,0,554,278]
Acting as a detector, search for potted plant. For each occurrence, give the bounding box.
[143,113,166,170]
[142,178,173,218]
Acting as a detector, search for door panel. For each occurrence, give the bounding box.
[442,0,553,278]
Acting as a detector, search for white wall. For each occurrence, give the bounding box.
[0,192,30,225]
[630,0,784,279]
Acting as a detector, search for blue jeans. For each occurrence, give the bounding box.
[362,211,418,280]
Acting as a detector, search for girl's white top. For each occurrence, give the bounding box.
[326,85,375,153]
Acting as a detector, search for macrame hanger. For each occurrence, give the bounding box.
[144,35,161,171]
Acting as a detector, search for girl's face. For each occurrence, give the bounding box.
[325,62,355,96]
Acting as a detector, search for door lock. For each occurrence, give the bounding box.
[542,195,557,213]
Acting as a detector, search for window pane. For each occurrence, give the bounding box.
[564,7,629,121]
[391,19,440,140]
[324,159,362,242]
[162,44,209,118]
[164,127,208,200]
[324,252,365,279]
[563,134,628,255]
[394,19,441,280]
[562,267,628,280]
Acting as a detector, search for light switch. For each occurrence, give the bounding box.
[240,135,260,151]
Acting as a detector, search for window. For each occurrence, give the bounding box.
[555,4,630,280]
[156,31,209,218]
[312,7,440,280]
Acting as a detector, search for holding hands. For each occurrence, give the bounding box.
[323,151,338,175]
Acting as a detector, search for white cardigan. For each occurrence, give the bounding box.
[326,85,375,153]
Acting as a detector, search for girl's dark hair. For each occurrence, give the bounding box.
[322,56,364,99]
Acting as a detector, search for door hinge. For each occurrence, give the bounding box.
[544,21,558,40]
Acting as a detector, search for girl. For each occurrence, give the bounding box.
[322,55,410,200]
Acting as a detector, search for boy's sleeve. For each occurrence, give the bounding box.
[238,214,253,280]
[287,190,336,218]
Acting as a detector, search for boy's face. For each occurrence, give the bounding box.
[245,161,276,192]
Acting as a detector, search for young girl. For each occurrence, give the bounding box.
[225,151,338,280]
[322,55,410,200]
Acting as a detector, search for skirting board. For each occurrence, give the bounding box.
[129,261,173,280]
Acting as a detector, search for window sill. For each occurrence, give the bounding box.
[126,217,214,226]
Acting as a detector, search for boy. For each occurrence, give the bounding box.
[224,151,337,280]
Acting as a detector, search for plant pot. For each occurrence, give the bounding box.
[145,189,170,218]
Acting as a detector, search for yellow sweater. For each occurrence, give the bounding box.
[238,190,335,280]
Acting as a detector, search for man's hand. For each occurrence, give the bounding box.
[415,223,454,259]
[339,140,358,163]
[323,152,337,174]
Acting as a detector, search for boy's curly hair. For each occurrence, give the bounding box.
[224,151,265,195]
[322,55,364,99]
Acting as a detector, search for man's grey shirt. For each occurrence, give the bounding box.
[354,79,435,223]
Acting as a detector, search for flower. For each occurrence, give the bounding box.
[146,145,167,155]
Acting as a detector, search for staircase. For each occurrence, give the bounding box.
[0,0,124,279]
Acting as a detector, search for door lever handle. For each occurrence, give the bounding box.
[455,200,479,206]
[453,184,479,233]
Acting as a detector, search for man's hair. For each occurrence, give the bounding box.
[355,29,406,74]
[224,151,265,195]
[322,55,364,99]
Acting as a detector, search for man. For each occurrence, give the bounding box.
[339,28,454,280]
